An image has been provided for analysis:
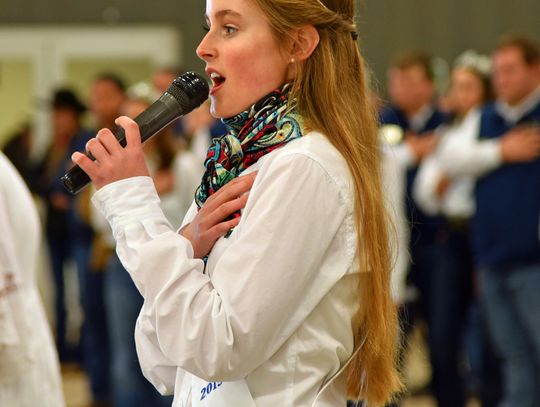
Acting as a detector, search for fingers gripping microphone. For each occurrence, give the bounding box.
[61,72,209,194]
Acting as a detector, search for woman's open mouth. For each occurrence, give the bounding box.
[210,72,226,95]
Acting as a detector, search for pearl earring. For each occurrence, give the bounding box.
[290,57,296,64]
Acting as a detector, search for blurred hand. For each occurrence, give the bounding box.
[50,192,70,210]
[71,116,150,190]
[180,172,257,259]
[183,104,214,135]
[405,132,439,163]
[500,126,540,163]
[435,173,451,199]
[153,169,174,195]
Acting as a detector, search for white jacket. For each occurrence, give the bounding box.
[0,152,65,407]
[93,132,363,406]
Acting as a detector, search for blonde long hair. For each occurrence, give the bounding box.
[252,0,402,404]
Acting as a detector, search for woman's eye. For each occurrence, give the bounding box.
[224,25,237,35]
[202,24,210,33]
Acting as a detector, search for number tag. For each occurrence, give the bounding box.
[191,376,256,407]
[199,381,223,401]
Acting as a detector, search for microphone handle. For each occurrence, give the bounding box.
[61,93,181,195]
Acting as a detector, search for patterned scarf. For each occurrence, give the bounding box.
[195,83,305,209]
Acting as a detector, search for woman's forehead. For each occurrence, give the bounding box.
[205,0,271,30]
[205,0,251,17]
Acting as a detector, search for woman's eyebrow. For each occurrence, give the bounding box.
[204,9,243,22]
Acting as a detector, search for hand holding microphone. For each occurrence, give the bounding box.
[72,116,152,190]
[62,72,209,194]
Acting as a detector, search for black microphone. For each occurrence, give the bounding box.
[61,71,209,194]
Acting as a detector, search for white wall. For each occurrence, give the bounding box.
[0,26,181,156]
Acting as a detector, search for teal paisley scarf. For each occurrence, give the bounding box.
[195,83,305,210]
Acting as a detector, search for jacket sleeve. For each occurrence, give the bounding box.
[437,113,502,178]
[92,152,352,382]
[413,155,444,217]
[0,191,21,347]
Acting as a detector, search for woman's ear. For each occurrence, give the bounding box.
[291,25,320,62]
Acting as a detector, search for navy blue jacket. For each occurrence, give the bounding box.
[473,102,540,269]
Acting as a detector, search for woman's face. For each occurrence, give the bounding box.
[448,68,485,116]
[197,0,292,118]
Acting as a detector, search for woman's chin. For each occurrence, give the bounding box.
[209,99,225,119]
[210,101,243,120]
[209,103,221,119]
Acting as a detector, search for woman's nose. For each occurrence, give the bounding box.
[196,32,216,62]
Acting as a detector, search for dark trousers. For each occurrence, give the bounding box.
[427,230,473,407]
[388,229,501,407]
[385,241,444,407]
[76,242,111,403]
[47,231,74,360]
[480,264,540,407]
[388,231,472,407]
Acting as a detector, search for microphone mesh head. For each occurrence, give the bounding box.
[167,72,210,112]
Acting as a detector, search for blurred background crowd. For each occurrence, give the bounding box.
[0,1,539,407]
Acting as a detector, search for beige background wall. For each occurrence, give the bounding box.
[0,60,33,146]
[0,26,179,149]
[0,0,539,145]
[1,0,539,79]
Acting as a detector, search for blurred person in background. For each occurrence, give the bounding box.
[1,123,36,189]
[0,149,65,407]
[79,72,128,407]
[460,35,540,407]
[91,82,202,407]
[375,88,409,322]
[185,100,228,163]
[413,50,501,407]
[34,88,93,364]
[427,35,540,407]
[380,51,445,170]
[152,66,182,95]
[91,73,128,133]
[373,87,410,317]
[379,51,447,404]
